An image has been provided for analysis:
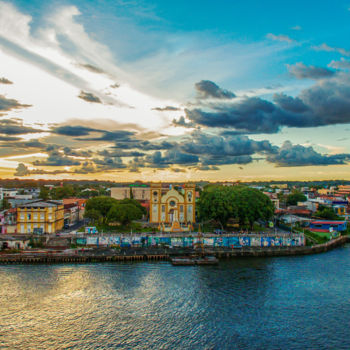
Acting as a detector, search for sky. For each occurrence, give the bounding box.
[1,0,350,182]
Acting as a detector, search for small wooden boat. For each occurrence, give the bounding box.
[171,257,195,266]
[171,255,218,266]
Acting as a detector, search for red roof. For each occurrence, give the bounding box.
[311,221,345,224]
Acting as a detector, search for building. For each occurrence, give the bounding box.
[111,186,150,201]
[0,208,17,234]
[309,220,347,233]
[17,200,64,234]
[149,183,196,224]
[63,198,86,223]
[337,185,350,195]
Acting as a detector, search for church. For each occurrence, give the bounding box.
[149,183,196,225]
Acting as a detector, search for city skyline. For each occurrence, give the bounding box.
[1,0,350,181]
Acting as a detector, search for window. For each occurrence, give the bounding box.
[20,214,24,220]
[162,205,165,212]
[27,214,31,220]
[40,213,45,220]
[34,213,38,220]
[169,200,176,207]
[180,205,184,213]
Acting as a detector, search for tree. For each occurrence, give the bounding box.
[315,206,342,220]
[107,203,143,225]
[198,185,274,230]
[39,187,50,200]
[286,191,307,206]
[1,198,11,210]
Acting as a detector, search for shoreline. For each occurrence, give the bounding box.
[0,236,348,264]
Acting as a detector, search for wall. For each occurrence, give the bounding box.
[75,234,305,248]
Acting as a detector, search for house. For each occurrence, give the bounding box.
[17,200,64,234]
[0,236,30,250]
[63,198,86,223]
[0,208,17,234]
[309,220,347,233]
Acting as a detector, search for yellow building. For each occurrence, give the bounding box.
[150,183,196,224]
[17,200,64,234]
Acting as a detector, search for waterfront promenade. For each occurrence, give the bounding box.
[0,235,348,264]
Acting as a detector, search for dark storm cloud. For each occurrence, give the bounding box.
[266,141,350,166]
[0,77,13,84]
[152,106,181,112]
[52,125,100,136]
[74,162,97,174]
[180,132,274,167]
[63,146,92,158]
[78,130,137,143]
[0,95,31,112]
[195,80,236,99]
[201,155,253,166]
[98,149,145,158]
[14,163,72,176]
[184,98,285,133]
[288,63,336,79]
[78,91,102,103]
[172,116,196,128]
[0,119,41,134]
[273,93,309,113]
[33,151,81,166]
[182,71,350,133]
[145,150,199,168]
[93,156,126,170]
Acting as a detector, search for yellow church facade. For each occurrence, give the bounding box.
[149,183,196,224]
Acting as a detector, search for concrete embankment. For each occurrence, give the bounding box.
[0,236,348,264]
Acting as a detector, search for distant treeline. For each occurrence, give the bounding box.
[0,178,349,189]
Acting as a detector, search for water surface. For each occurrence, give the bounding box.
[1,246,350,349]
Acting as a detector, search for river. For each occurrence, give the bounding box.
[1,245,350,349]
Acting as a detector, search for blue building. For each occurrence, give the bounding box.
[309,220,347,233]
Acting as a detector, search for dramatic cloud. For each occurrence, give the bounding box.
[273,93,309,113]
[52,125,100,136]
[172,116,196,128]
[152,106,181,112]
[33,150,81,166]
[181,132,273,156]
[184,98,285,133]
[0,119,41,134]
[145,149,199,168]
[14,163,30,176]
[266,141,350,166]
[0,77,13,84]
[266,33,294,43]
[81,130,136,142]
[183,70,350,133]
[93,156,126,170]
[78,91,102,103]
[195,80,236,99]
[0,95,31,112]
[288,63,335,79]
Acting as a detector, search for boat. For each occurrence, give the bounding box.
[170,255,218,266]
[194,256,219,265]
[171,257,195,266]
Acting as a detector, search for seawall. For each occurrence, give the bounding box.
[0,236,348,264]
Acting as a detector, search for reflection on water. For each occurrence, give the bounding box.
[1,246,350,349]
